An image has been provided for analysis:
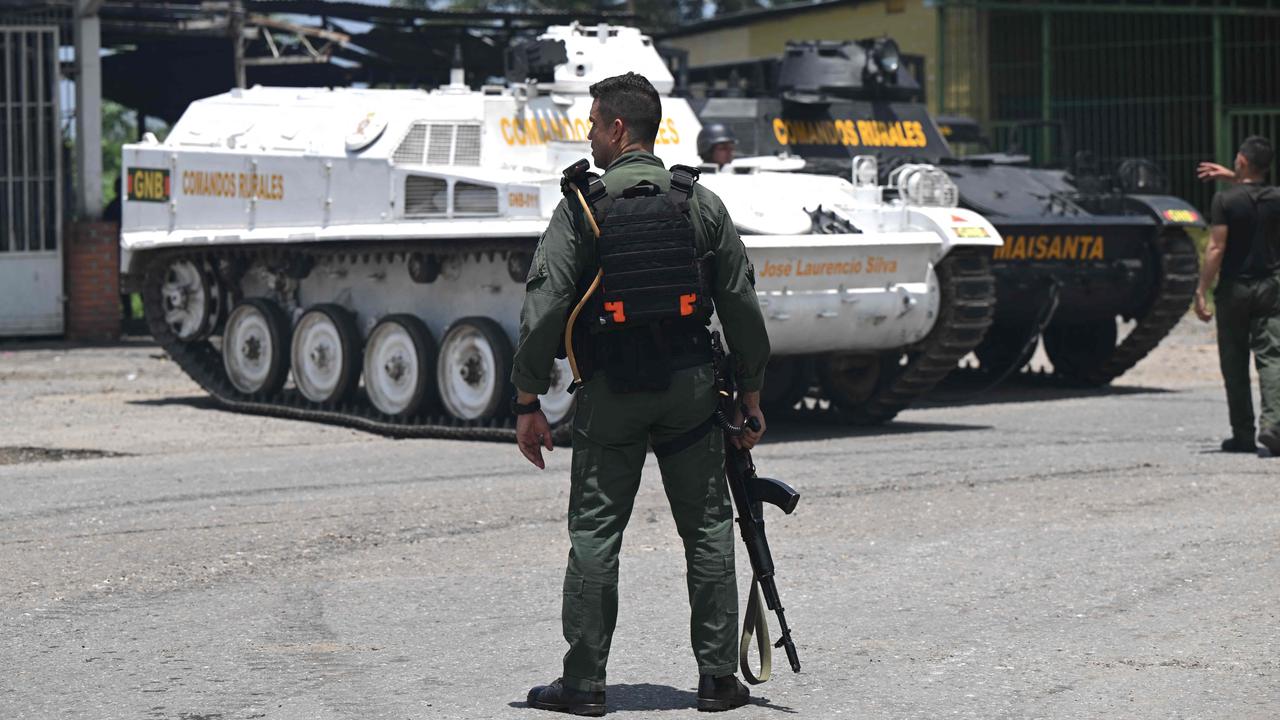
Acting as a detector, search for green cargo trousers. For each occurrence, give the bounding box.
[559,364,739,693]
[1214,275,1280,440]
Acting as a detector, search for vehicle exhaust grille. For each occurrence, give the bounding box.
[392,124,427,164]
[393,122,482,166]
[427,125,453,165]
[405,175,447,217]
[454,125,481,165]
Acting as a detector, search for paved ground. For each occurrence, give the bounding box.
[1,317,1276,720]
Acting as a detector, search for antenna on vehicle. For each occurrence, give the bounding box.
[449,43,465,88]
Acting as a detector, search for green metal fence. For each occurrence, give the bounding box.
[940,1,1280,212]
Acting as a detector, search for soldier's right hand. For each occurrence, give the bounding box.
[1194,289,1213,323]
[516,410,554,469]
[733,396,766,450]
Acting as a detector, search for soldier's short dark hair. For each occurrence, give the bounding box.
[1239,136,1274,175]
[589,72,662,146]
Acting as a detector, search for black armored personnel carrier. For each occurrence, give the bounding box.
[695,39,1203,386]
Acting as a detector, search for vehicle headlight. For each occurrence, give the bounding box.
[891,164,958,208]
[852,156,878,187]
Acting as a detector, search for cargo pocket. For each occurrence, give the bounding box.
[562,574,585,644]
[1260,276,1280,314]
[718,554,739,621]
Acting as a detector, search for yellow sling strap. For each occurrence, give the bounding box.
[564,184,603,388]
[739,575,772,685]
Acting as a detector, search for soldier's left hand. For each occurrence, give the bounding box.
[516,410,554,469]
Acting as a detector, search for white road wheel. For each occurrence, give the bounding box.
[291,304,361,404]
[437,317,513,421]
[222,298,290,396]
[161,259,221,341]
[363,314,436,418]
[540,358,576,426]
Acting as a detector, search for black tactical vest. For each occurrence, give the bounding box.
[562,162,716,393]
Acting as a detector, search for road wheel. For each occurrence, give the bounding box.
[974,324,1036,374]
[437,317,513,421]
[222,298,290,397]
[363,314,437,419]
[291,304,361,404]
[761,356,813,412]
[1043,319,1118,383]
[160,259,224,341]
[817,353,885,410]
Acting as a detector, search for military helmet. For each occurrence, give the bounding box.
[697,123,737,160]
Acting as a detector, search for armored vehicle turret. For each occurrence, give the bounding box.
[697,39,1202,386]
[121,25,1001,439]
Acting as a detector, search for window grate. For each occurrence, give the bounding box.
[404,175,447,217]
[453,181,499,216]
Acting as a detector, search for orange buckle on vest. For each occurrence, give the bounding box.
[604,301,627,323]
[679,293,698,317]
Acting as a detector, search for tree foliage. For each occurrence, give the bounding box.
[101,102,168,206]
[101,101,133,205]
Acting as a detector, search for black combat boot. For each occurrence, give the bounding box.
[1257,428,1280,458]
[697,674,750,712]
[1221,436,1258,453]
[527,679,606,717]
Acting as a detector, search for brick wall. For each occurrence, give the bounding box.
[65,220,121,342]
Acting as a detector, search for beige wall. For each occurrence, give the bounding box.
[668,25,753,68]
[663,0,941,111]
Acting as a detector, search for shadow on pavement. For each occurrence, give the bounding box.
[922,375,1177,410]
[508,682,795,713]
[0,335,157,351]
[765,418,991,443]
[126,397,992,443]
[127,395,220,409]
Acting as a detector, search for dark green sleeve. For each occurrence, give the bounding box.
[511,198,588,395]
[699,190,771,393]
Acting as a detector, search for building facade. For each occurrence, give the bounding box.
[661,0,1280,210]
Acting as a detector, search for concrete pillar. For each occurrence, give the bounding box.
[74,0,103,219]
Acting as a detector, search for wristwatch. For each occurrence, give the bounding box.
[511,396,541,415]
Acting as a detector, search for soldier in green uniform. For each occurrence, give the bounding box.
[510,72,771,715]
[1196,136,1280,456]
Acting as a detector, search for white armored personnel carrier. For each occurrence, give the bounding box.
[120,23,1000,440]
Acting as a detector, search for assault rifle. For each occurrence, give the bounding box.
[710,332,802,683]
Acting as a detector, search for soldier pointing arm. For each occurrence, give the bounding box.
[1195,136,1280,457]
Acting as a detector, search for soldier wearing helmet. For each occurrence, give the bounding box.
[697,122,737,169]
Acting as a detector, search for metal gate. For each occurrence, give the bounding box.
[938,1,1280,212]
[1229,110,1280,156]
[0,26,62,336]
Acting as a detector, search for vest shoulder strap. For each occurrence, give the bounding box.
[667,164,701,211]
[585,175,612,218]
